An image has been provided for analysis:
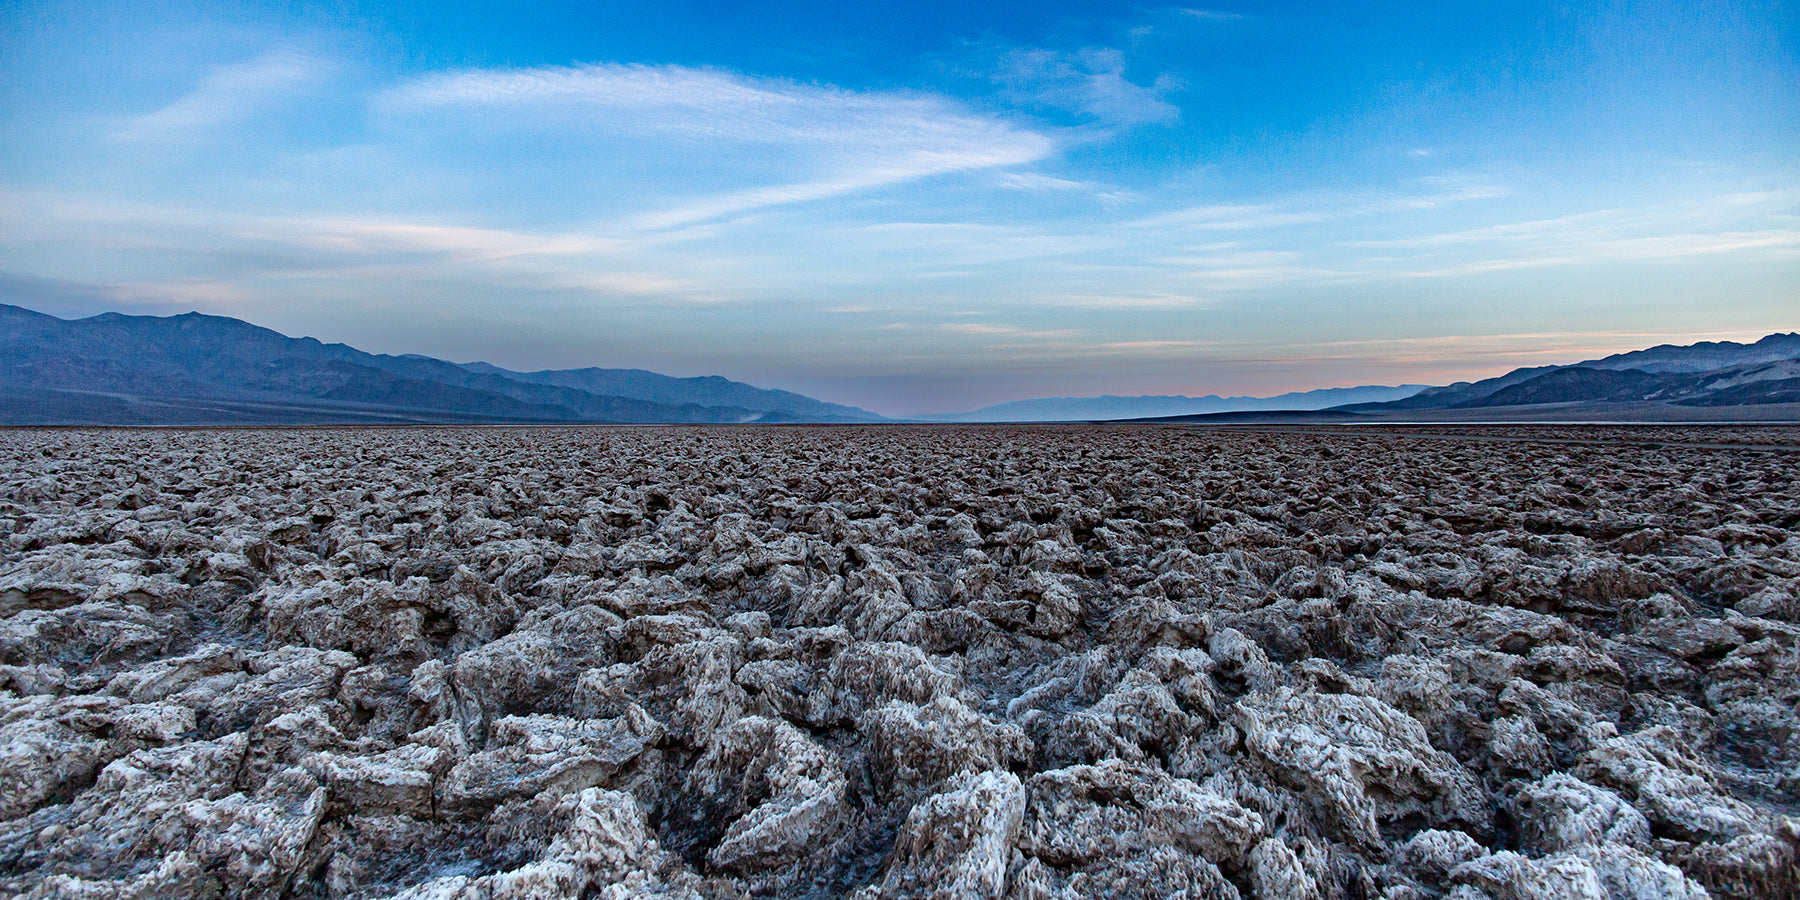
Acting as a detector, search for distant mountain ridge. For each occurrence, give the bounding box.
[0,304,885,425]
[1569,334,1800,373]
[457,362,870,422]
[1338,333,1800,413]
[952,332,1800,423]
[940,384,1429,422]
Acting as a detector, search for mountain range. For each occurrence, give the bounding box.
[0,304,882,425]
[1335,333,1800,414]
[943,333,1800,423]
[2,303,1796,424]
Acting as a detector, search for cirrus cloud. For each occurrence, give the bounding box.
[380,63,1056,227]
[990,47,1179,127]
[117,50,330,142]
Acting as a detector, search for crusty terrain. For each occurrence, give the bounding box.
[1,424,1796,900]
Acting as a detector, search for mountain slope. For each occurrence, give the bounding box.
[0,304,883,425]
[460,362,879,421]
[1453,359,1800,409]
[1676,359,1800,406]
[1340,333,1800,413]
[1455,368,1679,407]
[1575,333,1800,373]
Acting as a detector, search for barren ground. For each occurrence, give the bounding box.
[1,424,1796,900]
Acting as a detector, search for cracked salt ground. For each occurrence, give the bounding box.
[0,424,1796,899]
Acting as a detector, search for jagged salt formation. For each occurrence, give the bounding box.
[0,425,1795,900]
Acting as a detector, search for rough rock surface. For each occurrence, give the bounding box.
[1,424,1796,899]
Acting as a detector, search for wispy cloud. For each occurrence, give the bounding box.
[278,220,622,261]
[1135,202,1333,231]
[0,272,255,313]
[635,150,1038,230]
[1351,190,1800,250]
[106,278,255,306]
[0,189,701,303]
[992,47,1179,127]
[941,322,1075,337]
[1396,230,1800,278]
[117,50,328,142]
[1178,9,1250,22]
[877,321,1076,340]
[998,172,1090,191]
[383,63,1054,227]
[1132,178,1509,232]
[1345,190,1800,277]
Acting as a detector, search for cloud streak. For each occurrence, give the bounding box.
[1339,191,1800,278]
[117,50,329,142]
[991,47,1179,127]
[1131,179,1510,232]
[0,189,700,304]
[1177,9,1250,22]
[383,63,1055,227]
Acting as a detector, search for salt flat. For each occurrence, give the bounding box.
[1,425,1796,899]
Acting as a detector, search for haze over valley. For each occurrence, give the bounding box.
[4,302,1796,425]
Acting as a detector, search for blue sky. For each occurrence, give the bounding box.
[1,0,1795,415]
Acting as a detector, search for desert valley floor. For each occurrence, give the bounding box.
[1,424,1796,900]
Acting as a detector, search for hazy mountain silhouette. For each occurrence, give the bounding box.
[0,304,885,425]
[458,362,872,422]
[940,385,1429,422]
